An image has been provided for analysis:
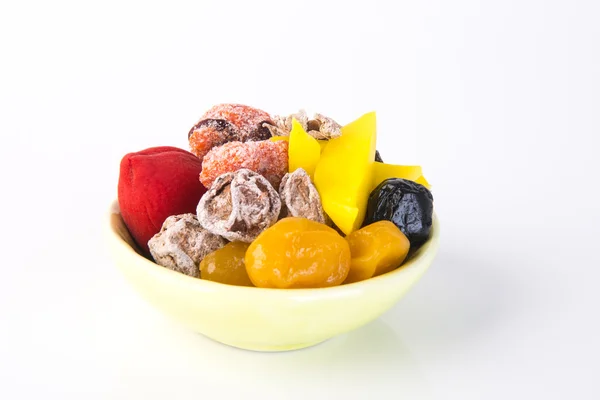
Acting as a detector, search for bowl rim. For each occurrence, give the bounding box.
[106,199,440,296]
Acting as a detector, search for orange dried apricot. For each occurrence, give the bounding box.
[344,221,410,284]
[245,217,351,289]
[200,241,254,287]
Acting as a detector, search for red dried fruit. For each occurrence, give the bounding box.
[200,140,288,189]
[188,104,273,159]
[118,146,207,254]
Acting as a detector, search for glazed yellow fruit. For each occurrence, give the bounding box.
[314,112,377,235]
[200,242,254,287]
[415,174,430,188]
[344,221,410,284]
[371,162,430,192]
[289,118,321,179]
[317,140,329,153]
[245,217,351,289]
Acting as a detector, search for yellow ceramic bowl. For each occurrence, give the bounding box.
[105,200,440,352]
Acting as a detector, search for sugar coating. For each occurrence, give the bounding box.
[200,140,288,189]
[148,213,227,278]
[188,119,237,160]
[201,104,272,140]
[189,104,273,159]
[279,168,325,224]
[197,169,281,243]
[263,110,341,140]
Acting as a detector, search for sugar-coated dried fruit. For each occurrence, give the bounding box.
[314,112,377,235]
[279,168,325,224]
[189,104,273,159]
[344,221,410,284]
[245,217,351,289]
[197,169,281,243]
[307,113,342,140]
[364,178,434,247]
[264,110,341,140]
[199,242,254,287]
[264,109,308,137]
[118,146,207,254]
[148,213,227,278]
[200,140,288,189]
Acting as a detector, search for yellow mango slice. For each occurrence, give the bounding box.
[317,140,329,153]
[370,162,429,192]
[288,118,321,179]
[314,112,377,235]
[415,174,430,188]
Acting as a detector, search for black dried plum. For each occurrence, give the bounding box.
[374,150,384,163]
[363,178,433,247]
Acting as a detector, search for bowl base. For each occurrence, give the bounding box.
[202,334,328,352]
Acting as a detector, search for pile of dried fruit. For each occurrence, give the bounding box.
[117,104,434,289]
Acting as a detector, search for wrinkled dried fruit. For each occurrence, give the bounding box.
[189,104,273,159]
[148,213,227,278]
[197,169,281,242]
[307,113,342,140]
[264,109,308,137]
[265,110,341,140]
[200,140,288,189]
[245,217,351,289]
[364,178,434,247]
[200,242,254,287]
[375,150,384,163]
[279,168,325,224]
[344,221,410,284]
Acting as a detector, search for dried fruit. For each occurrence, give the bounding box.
[375,150,384,163]
[263,109,308,137]
[307,113,342,140]
[148,213,227,278]
[288,118,321,179]
[188,104,273,159]
[313,112,377,235]
[197,169,281,243]
[371,162,429,192]
[279,168,325,224]
[245,217,351,288]
[264,110,341,140]
[200,242,254,287]
[344,221,410,284]
[200,140,288,189]
[364,178,434,247]
[118,146,207,254]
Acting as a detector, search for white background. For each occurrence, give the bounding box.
[1,0,599,398]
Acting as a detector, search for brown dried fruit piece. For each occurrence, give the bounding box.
[307,113,342,140]
[279,168,325,224]
[197,169,281,242]
[263,110,341,140]
[263,109,308,136]
[148,213,227,278]
[200,140,288,189]
[189,104,273,159]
